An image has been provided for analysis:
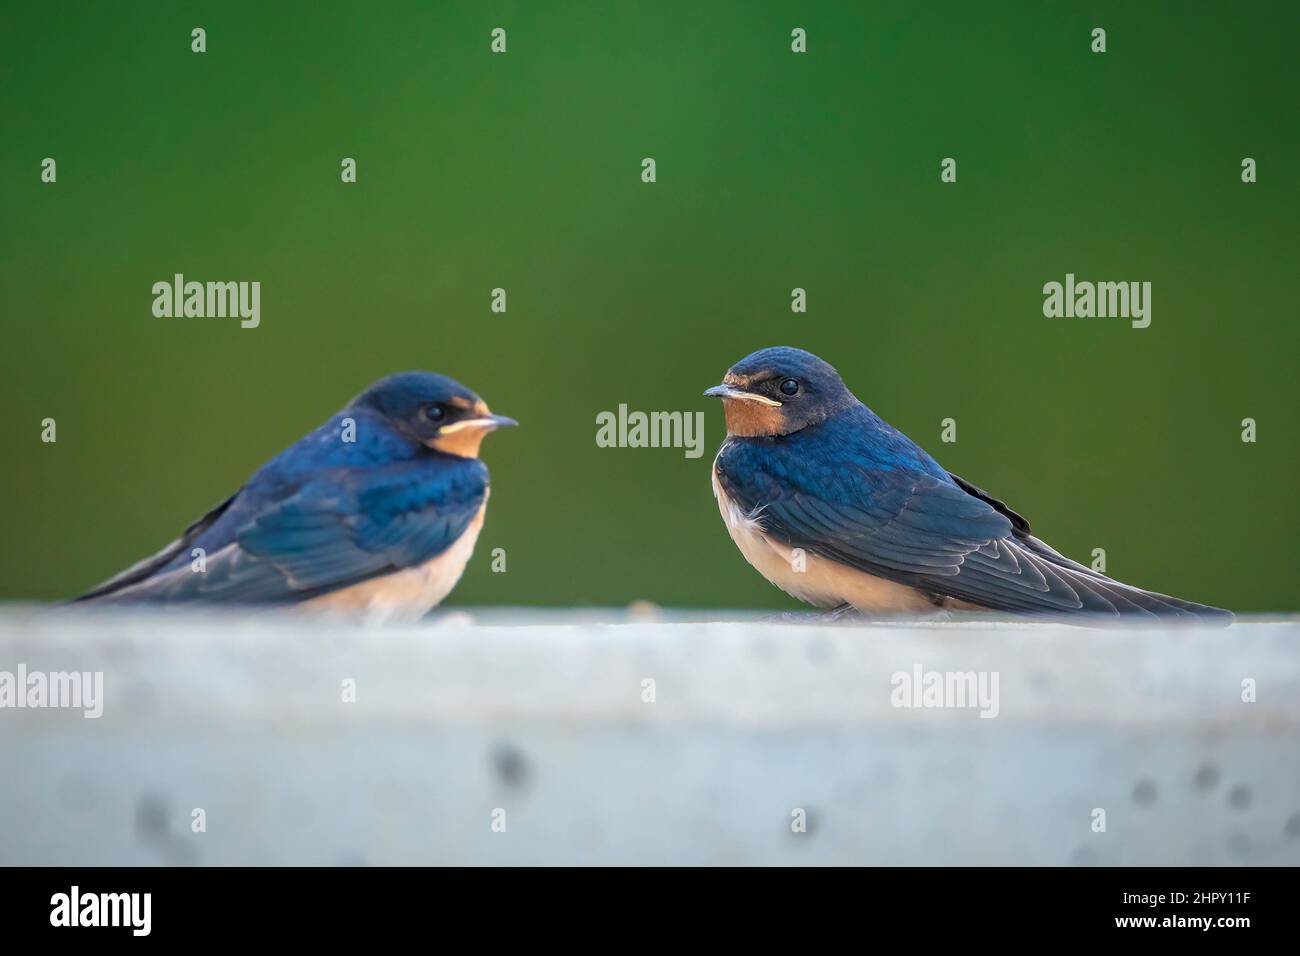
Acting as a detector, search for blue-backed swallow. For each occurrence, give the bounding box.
[74,372,515,618]
[706,347,1232,622]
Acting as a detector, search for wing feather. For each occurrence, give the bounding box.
[78,459,487,605]
[717,440,1230,622]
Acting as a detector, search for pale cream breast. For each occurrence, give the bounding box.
[303,497,489,621]
[711,456,936,614]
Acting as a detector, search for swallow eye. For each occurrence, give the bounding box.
[425,404,447,423]
[779,378,799,396]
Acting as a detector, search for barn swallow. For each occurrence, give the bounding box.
[706,347,1231,622]
[74,372,515,619]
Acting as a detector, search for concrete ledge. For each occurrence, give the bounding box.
[1,607,1297,865]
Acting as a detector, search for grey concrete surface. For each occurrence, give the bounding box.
[0,606,1297,865]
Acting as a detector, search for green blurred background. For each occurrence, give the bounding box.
[1,1,1295,611]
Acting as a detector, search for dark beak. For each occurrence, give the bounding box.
[703,384,782,406]
[704,384,744,399]
[437,413,518,436]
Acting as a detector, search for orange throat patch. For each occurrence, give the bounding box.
[721,398,787,437]
[429,427,489,458]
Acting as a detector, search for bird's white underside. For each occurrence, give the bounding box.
[710,451,939,614]
[305,498,488,621]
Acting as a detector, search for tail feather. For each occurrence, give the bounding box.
[1014,535,1233,624]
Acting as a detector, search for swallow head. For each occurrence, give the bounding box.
[350,371,517,458]
[704,347,856,437]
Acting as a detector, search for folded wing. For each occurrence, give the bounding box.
[718,447,1228,621]
[76,460,487,605]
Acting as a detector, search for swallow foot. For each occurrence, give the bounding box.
[819,602,867,624]
[760,603,868,625]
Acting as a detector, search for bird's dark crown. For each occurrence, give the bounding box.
[350,371,481,419]
[707,347,858,437]
[348,371,515,457]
